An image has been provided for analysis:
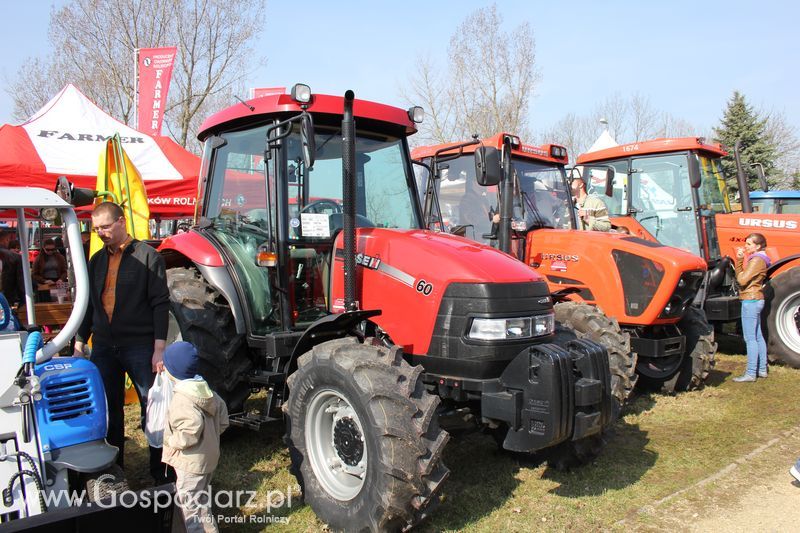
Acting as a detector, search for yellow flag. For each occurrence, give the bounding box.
[90,134,151,257]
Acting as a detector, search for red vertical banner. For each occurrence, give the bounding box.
[137,47,178,136]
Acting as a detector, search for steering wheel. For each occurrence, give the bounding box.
[301,199,343,215]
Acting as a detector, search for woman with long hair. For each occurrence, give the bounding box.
[732,232,771,382]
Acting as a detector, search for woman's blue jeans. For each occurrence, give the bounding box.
[740,299,767,377]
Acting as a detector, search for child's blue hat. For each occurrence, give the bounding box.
[164,341,198,380]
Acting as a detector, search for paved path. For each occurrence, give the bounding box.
[624,426,800,532]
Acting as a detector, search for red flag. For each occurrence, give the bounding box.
[137,47,177,136]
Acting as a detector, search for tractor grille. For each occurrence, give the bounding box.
[43,378,95,421]
[612,250,664,317]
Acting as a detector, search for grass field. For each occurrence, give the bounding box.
[123,340,800,532]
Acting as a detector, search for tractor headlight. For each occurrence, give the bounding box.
[468,312,554,341]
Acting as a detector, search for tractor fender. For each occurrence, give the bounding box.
[767,254,800,279]
[158,231,247,334]
[281,310,382,397]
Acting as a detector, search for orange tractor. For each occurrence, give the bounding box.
[577,137,800,367]
[413,133,714,397]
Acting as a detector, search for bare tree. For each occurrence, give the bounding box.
[401,55,456,148]
[762,109,800,188]
[403,3,540,145]
[629,93,658,141]
[7,0,265,151]
[592,93,628,142]
[654,112,696,139]
[541,113,600,163]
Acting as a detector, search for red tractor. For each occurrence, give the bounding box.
[412,134,713,397]
[577,137,800,367]
[157,86,613,531]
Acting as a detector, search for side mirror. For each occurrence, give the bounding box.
[604,167,615,197]
[752,163,768,192]
[687,153,702,189]
[300,113,315,170]
[475,146,501,186]
[54,175,96,207]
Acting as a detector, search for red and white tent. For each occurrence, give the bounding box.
[0,84,200,217]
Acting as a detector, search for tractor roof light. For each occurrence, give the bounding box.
[407,106,424,123]
[550,145,567,159]
[290,83,312,104]
[504,135,521,148]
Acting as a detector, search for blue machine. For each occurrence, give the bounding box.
[34,358,108,453]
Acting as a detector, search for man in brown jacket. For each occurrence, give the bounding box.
[162,341,229,533]
[732,232,771,382]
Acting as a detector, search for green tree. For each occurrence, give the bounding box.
[713,91,777,193]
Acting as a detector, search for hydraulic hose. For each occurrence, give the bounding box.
[23,331,43,366]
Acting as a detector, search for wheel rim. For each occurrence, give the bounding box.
[305,388,367,501]
[775,289,800,353]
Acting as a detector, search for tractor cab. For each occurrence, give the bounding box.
[182,86,424,335]
[413,133,576,247]
[576,137,731,261]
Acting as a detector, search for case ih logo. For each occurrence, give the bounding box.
[37,130,145,143]
[738,218,798,229]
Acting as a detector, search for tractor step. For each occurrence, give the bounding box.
[249,370,284,386]
[228,412,282,430]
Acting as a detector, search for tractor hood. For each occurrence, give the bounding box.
[329,228,549,354]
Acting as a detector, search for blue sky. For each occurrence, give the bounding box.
[1,0,799,139]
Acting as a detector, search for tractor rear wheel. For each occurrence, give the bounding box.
[285,337,449,532]
[166,267,253,414]
[764,268,800,368]
[554,301,636,414]
[663,306,717,392]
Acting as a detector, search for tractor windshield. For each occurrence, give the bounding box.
[416,154,569,243]
[627,154,701,254]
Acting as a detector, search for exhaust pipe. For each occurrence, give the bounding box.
[734,140,753,213]
[342,91,358,311]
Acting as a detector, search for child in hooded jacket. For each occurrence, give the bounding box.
[162,341,229,533]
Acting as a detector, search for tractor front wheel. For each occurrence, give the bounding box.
[285,338,449,532]
[664,306,717,392]
[765,268,800,368]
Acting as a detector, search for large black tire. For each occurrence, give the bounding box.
[764,268,800,368]
[663,306,717,392]
[554,301,637,413]
[284,338,449,532]
[166,267,253,414]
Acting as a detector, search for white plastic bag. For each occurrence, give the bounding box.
[145,372,174,448]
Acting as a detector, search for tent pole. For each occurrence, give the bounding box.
[133,48,139,131]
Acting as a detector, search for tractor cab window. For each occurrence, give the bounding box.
[204,125,276,335]
[513,159,572,230]
[697,155,731,213]
[591,161,628,217]
[630,154,701,255]
[286,127,418,241]
[420,155,497,243]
